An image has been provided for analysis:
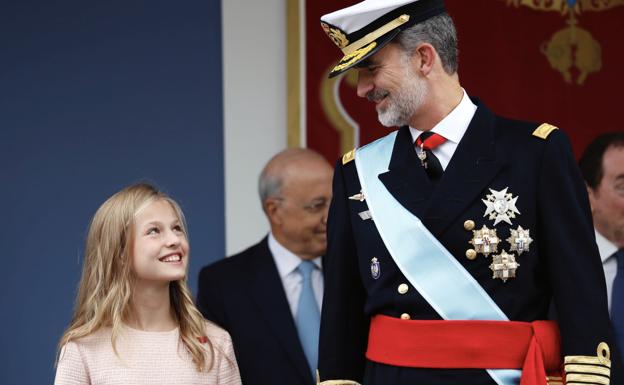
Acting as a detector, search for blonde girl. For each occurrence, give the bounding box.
[55,183,241,385]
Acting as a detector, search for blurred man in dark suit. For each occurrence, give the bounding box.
[580,132,624,363]
[197,148,333,385]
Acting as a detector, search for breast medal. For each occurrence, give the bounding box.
[370,257,381,279]
[469,225,500,257]
[489,250,520,282]
[482,187,520,226]
[507,226,533,255]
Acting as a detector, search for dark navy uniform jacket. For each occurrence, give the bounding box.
[318,100,622,385]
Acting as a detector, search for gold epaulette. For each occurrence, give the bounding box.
[532,123,559,139]
[564,342,611,385]
[342,148,356,165]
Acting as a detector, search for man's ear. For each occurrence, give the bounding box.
[264,199,282,226]
[412,43,436,76]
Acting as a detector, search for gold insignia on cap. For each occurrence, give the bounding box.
[342,14,410,55]
[321,22,349,49]
[532,123,558,139]
[331,42,377,75]
[564,342,611,384]
[342,148,356,165]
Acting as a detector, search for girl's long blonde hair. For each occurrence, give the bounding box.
[58,183,213,371]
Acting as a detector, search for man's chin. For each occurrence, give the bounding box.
[378,112,404,127]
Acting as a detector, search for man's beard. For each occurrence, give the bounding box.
[369,70,428,128]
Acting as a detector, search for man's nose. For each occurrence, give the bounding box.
[356,71,374,98]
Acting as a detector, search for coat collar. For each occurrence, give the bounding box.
[378,100,507,237]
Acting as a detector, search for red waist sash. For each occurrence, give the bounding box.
[366,315,563,385]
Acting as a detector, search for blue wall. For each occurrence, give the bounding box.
[0,1,223,384]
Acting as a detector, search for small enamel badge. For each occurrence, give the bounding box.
[359,210,372,221]
[489,250,520,282]
[417,147,427,168]
[469,225,500,257]
[482,187,521,226]
[507,226,533,255]
[349,190,365,202]
[370,257,381,279]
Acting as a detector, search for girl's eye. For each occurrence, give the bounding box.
[147,227,160,235]
[173,225,184,233]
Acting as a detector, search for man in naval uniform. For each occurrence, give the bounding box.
[316,1,622,385]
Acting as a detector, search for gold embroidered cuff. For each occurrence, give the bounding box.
[564,342,611,385]
[546,376,563,385]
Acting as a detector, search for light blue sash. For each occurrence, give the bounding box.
[354,131,521,385]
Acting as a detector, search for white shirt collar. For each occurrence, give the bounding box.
[268,232,322,278]
[409,88,476,144]
[595,229,618,263]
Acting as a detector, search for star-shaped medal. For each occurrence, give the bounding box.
[507,226,533,255]
[469,225,500,257]
[482,187,520,226]
[489,250,520,282]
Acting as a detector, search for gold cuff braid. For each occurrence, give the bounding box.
[564,342,611,385]
[316,371,361,385]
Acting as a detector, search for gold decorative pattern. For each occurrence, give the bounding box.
[318,381,362,385]
[321,22,349,49]
[532,123,559,139]
[504,0,624,15]
[503,1,624,85]
[331,42,378,75]
[564,342,611,385]
[342,149,356,165]
[342,14,410,55]
[286,0,301,148]
[320,65,357,153]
